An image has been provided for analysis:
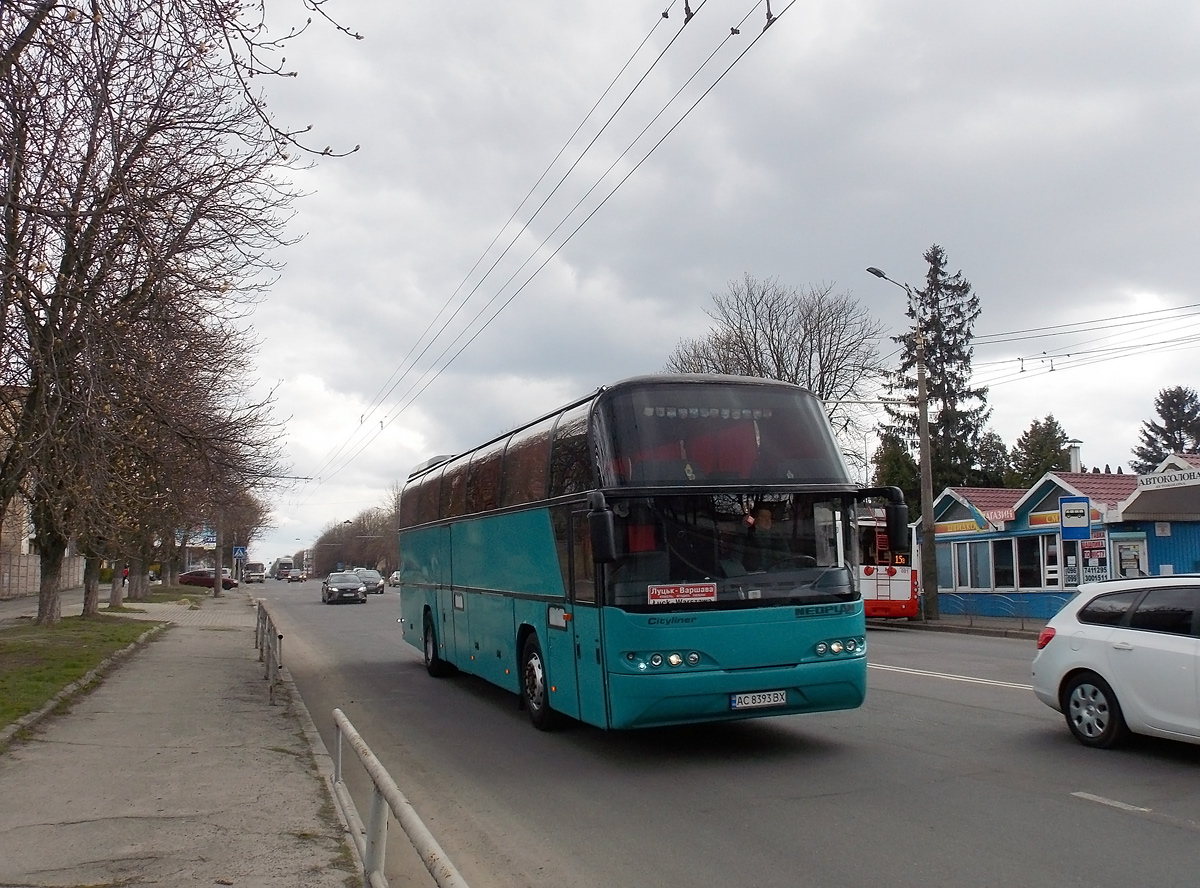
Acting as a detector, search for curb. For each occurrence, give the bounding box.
[0,622,169,750]
[870,619,1042,641]
[271,636,367,881]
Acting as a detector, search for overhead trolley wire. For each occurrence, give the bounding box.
[303,3,696,486]
[971,301,1200,346]
[300,3,686,484]
[314,1,799,486]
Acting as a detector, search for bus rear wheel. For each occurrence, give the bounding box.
[423,612,453,678]
[521,634,562,731]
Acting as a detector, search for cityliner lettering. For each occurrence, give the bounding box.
[646,616,699,626]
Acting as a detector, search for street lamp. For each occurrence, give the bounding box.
[866,266,939,620]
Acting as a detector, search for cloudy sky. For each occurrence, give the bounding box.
[242,0,1199,564]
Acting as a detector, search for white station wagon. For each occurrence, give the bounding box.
[1032,575,1200,748]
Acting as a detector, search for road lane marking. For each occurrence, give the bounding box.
[1072,792,1151,813]
[1073,792,1200,832]
[868,662,1033,691]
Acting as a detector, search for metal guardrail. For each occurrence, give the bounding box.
[253,601,468,886]
[254,602,284,704]
[332,708,471,888]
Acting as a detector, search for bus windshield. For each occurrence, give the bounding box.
[606,493,859,612]
[597,382,851,487]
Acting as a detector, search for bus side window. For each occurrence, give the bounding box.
[550,506,595,603]
[570,511,596,603]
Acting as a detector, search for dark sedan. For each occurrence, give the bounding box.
[322,571,367,604]
[355,568,386,594]
[178,568,238,590]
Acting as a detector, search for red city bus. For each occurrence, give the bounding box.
[858,507,918,619]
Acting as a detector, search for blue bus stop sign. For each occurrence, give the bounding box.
[1059,496,1091,541]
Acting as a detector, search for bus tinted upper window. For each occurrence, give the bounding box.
[501,416,555,507]
[597,383,850,487]
[549,403,594,498]
[466,436,509,514]
[441,455,470,519]
[398,487,421,528]
[415,469,443,525]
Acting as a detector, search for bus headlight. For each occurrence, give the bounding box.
[650,653,663,667]
[686,652,701,666]
[830,641,844,654]
[668,653,683,667]
[815,642,828,655]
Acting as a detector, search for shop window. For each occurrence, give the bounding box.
[954,541,992,589]
[1044,536,1059,587]
[955,544,970,589]
[992,539,1015,587]
[969,541,990,589]
[936,542,953,590]
[1017,536,1042,588]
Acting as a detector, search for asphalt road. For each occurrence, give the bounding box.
[258,580,1200,888]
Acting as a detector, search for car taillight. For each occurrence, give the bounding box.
[1036,626,1056,650]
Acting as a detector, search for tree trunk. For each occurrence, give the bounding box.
[34,532,67,627]
[82,555,101,616]
[212,525,223,597]
[109,562,124,608]
[127,555,148,601]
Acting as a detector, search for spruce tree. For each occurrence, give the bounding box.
[876,245,991,511]
[1130,386,1200,473]
[872,430,920,515]
[1006,415,1070,488]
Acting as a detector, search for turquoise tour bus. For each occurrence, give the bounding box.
[397,374,908,730]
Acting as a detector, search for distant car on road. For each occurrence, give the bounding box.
[322,571,367,604]
[355,568,386,594]
[388,570,401,587]
[178,568,238,591]
[1032,574,1200,748]
[287,568,303,583]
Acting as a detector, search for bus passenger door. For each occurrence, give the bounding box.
[569,510,609,728]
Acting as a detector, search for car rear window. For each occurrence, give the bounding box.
[358,570,382,580]
[1077,590,1142,626]
[1128,587,1199,636]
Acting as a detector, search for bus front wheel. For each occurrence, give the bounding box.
[521,634,562,731]
[423,612,453,678]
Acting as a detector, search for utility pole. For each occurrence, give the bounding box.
[915,329,939,620]
[867,266,940,620]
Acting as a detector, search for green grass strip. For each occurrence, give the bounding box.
[0,615,160,730]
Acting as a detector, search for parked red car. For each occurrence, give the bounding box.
[178,568,239,590]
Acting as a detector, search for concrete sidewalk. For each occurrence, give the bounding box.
[0,589,360,887]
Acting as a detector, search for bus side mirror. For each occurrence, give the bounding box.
[587,492,617,564]
[885,503,910,554]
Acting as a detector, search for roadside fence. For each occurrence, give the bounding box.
[252,600,468,887]
[253,603,284,704]
[332,708,470,888]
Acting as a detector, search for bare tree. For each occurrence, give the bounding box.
[666,274,888,474]
[2,0,290,624]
